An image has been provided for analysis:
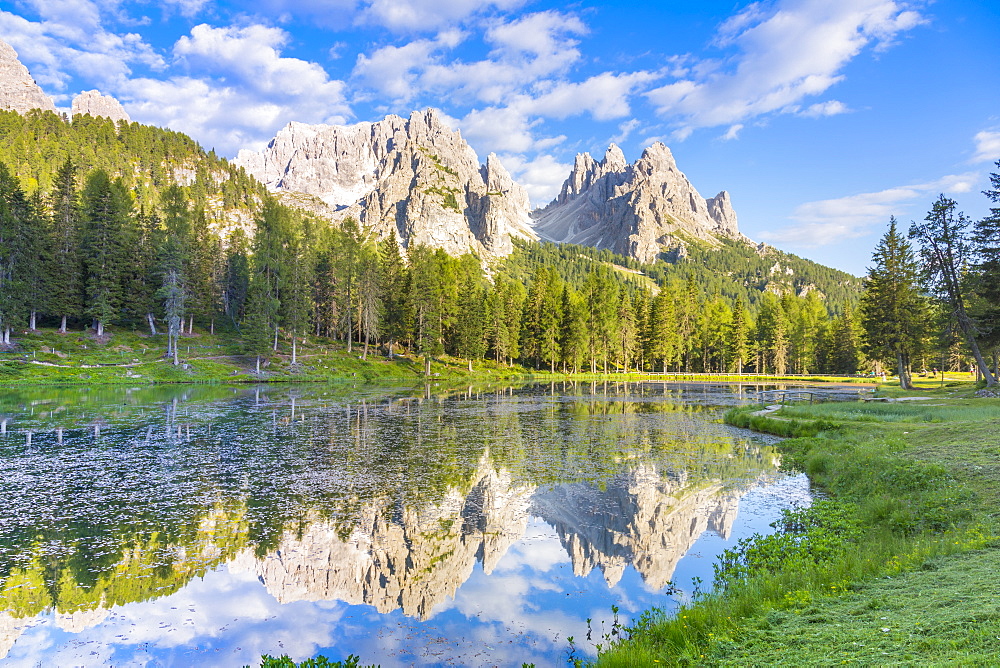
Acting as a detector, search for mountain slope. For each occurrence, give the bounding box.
[533,143,743,263]
[235,109,537,257]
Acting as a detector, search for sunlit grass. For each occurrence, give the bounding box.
[596,391,1000,666]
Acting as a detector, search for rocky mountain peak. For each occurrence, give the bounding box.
[235,109,536,258]
[0,39,56,115]
[602,143,628,171]
[533,141,745,263]
[71,90,130,123]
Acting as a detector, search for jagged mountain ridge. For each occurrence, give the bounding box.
[238,111,750,263]
[235,110,538,257]
[533,143,744,263]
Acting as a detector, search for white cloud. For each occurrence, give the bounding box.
[0,3,163,90]
[800,100,851,117]
[720,124,743,141]
[459,106,538,153]
[496,153,572,207]
[158,0,210,17]
[761,171,980,246]
[361,0,527,32]
[121,24,350,156]
[352,31,463,103]
[972,130,1000,164]
[525,71,658,122]
[646,0,925,137]
[611,119,642,144]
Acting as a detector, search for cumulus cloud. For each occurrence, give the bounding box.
[646,0,925,137]
[352,10,589,106]
[121,24,350,155]
[496,153,572,207]
[0,1,163,91]
[972,130,1000,164]
[761,171,979,247]
[524,71,659,121]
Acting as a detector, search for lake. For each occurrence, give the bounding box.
[0,381,811,666]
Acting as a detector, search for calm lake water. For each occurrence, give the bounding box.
[0,381,812,667]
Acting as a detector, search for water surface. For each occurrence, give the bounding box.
[0,382,810,666]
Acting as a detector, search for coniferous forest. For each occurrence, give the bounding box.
[3,108,996,381]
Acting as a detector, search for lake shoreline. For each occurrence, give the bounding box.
[594,381,1000,665]
[0,326,889,387]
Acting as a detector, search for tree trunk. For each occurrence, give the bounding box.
[173,339,179,366]
[363,331,369,361]
[96,320,104,337]
[188,315,193,334]
[273,326,279,352]
[60,315,67,334]
[29,310,36,331]
[292,337,297,365]
[425,355,432,376]
[957,313,998,386]
[210,320,214,335]
[147,313,157,336]
[256,355,261,373]
[896,352,912,390]
[468,358,473,373]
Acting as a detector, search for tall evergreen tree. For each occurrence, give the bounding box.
[970,162,1000,369]
[81,170,132,336]
[861,217,926,389]
[46,158,84,333]
[0,162,32,343]
[910,196,996,386]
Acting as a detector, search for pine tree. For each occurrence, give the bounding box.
[357,242,383,361]
[730,298,750,373]
[861,217,926,388]
[81,170,132,336]
[46,158,84,332]
[970,162,1000,369]
[910,196,996,386]
[378,230,409,356]
[0,162,31,343]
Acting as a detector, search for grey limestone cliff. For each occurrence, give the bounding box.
[0,39,56,115]
[235,109,537,258]
[71,90,130,123]
[532,142,744,263]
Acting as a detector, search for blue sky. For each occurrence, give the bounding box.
[2,0,998,275]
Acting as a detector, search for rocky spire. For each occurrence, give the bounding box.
[71,90,130,123]
[532,141,746,263]
[235,109,536,258]
[0,39,56,114]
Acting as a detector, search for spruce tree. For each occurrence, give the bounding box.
[910,196,996,386]
[46,158,84,332]
[861,217,926,389]
[971,162,1000,369]
[81,170,132,336]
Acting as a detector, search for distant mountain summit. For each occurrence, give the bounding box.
[241,110,748,263]
[3,37,751,267]
[1,39,130,124]
[533,142,744,263]
[0,39,56,114]
[235,109,537,257]
[71,90,130,123]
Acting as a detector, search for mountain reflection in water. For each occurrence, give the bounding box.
[0,382,808,666]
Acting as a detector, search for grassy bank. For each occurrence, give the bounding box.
[0,325,881,386]
[595,382,1000,666]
